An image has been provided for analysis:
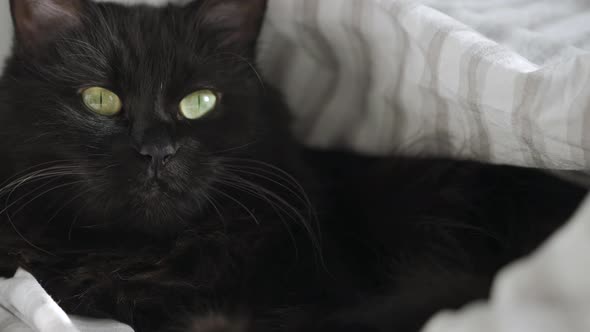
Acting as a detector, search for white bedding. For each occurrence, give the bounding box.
[1,0,590,331]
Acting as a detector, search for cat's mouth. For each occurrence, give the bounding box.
[141,182,166,198]
[132,178,176,202]
[123,180,193,230]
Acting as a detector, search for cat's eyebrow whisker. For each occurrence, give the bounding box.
[213,52,266,91]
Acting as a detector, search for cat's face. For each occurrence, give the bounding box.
[0,0,292,235]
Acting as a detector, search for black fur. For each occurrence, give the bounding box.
[0,1,586,331]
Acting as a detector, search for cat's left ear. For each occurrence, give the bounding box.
[194,0,267,55]
[10,0,84,50]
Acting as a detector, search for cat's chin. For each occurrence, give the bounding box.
[111,182,201,235]
[122,203,195,237]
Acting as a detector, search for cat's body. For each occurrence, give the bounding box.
[0,1,586,331]
[1,150,584,332]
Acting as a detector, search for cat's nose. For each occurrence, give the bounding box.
[131,124,178,167]
[139,143,178,165]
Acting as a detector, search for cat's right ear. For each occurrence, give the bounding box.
[10,0,84,50]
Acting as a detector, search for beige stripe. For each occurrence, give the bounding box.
[337,0,375,146]
[566,60,590,168]
[424,27,455,155]
[529,71,553,167]
[579,75,590,168]
[512,73,546,167]
[387,2,418,153]
[458,44,503,161]
[296,0,340,139]
[388,28,410,153]
[259,27,298,94]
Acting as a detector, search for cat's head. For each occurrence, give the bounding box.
[0,0,298,236]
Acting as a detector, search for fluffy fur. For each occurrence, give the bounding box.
[0,1,586,331]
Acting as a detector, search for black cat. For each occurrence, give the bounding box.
[0,1,585,331]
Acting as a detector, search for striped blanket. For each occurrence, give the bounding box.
[260,0,590,168]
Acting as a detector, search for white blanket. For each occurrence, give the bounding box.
[260,0,590,168]
[0,270,132,332]
[1,0,590,331]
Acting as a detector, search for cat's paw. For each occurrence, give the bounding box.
[187,314,247,332]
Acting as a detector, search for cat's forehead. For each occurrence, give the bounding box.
[15,0,263,93]
[61,4,208,90]
[96,4,193,46]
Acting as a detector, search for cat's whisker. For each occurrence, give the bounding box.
[208,186,261,226]
[219,157,315,208]
[22,132,54,144]
[216,157,320,239]
[206,140,259,155]
[0,168,88,258]
[0,172,82,208]
[226,174,321,253]
[0,158,109,196]
[7,180,89,217]
[5,212,56,257]
[68,199,93,241]
[45,186,98,225]
[216,176,300,222]
[221,166,309,208]
[2,178,94,254]
[213,167,320,254]
[0,162,82,190]
[4,177,62,216]
[206,161,306,206]
[0,170,89,204]
[201,193,227,231]
[213,177,300,257]
[162,191,189,226]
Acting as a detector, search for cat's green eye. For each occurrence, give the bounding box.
[179,90,218,120]
[82,87,122,116]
